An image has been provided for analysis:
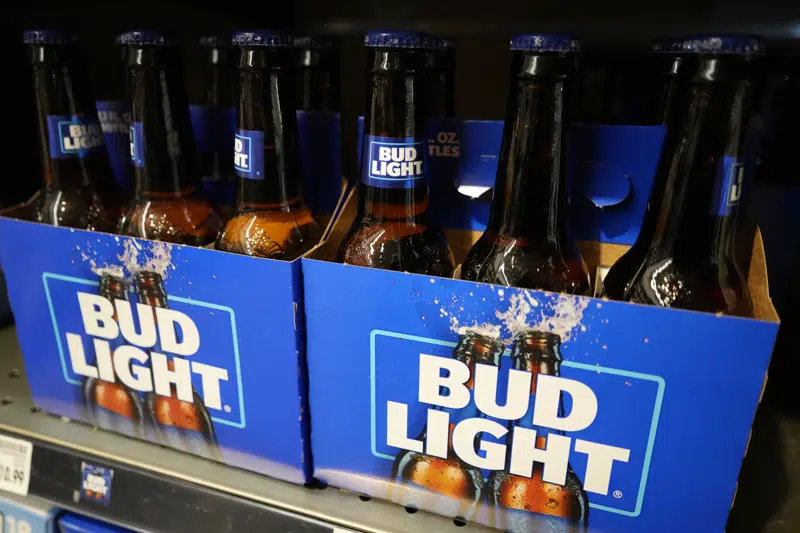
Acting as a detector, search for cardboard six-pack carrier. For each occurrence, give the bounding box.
[0,118,779,533]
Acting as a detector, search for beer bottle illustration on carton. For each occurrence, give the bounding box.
[487,330,588,532]
[82,272,145,437]
[134,271,221,459]
[392,332,504,519]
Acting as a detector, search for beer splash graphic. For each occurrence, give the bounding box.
[77,236,175,281]
[443,288,590,344]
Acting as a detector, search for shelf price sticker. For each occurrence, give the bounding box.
[0,434,32,496]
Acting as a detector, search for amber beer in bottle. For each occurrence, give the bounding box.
[392,332,504,518]
[339,31,454,275]
[191,35,237,219]
[216,30,321,259]
[118,31,221,245]
[82,272,144,438]
[487,331,589,532]
[461,35,589,293]
[602,35,763,315]
[134,271,221,459]
[25,29,126,231]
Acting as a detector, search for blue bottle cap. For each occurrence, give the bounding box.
[510,34,580,52]
[232,30,292,48]
[294,35,335,50]
[364,31,428,49]
[680,34,765,55]
[652,38,685,54]
[116,31,172,46]
[23,29,76,45]
[199,35,231,47]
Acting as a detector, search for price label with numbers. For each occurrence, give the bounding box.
[0,435,32,496]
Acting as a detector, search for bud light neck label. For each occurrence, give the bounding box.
[47,114,104,159]
[362,135,426,189]
[190,105,237,154]
[96,100,133,192]
[130,122,145,168]
[711,156,744,216]
[234,129,265,180]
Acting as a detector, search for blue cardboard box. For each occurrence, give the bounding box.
[0,493,60,533]
[357,117,665,244]
[59,511,139,533]
[302,193,778,532]
[0,200,326,485]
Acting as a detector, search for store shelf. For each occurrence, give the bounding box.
[0,327,490,533]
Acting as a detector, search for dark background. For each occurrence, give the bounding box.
[2,1,800,530]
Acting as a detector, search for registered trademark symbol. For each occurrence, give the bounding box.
[224,405,232,413]
[613,490,623,499]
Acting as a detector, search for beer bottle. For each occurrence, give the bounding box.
[293,35,340,112]
[339,31,454,276]
[425,35,456,118]
[293,35,343,220]
[392,332,504,518]
[576,39,682,126]
[95,35,133,193]
[486,331,589,532]
[216,30,321,259]
[461,34,589,293]
[82,272,145,438]
[134,271,221,459]
[191,35,237,219]
[602,35,763,315]
[25,29,126,232]
[118,31,221,245]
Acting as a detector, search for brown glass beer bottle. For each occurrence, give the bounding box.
[216,30,321,259]
[460,34,589,293]
[339,31,454,276]
[26,29,126,232]
[118,31,221,245]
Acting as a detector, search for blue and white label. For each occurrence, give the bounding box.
[79,462,113,505]
[362,135,425,189]
[234,129,264,180]
[712,156,744,216]
[96,100,133,191]
[47,115,104,159]
[129,122,145,168]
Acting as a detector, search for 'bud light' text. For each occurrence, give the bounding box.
[363,136,425,189]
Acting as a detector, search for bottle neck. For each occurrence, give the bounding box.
[203,48,236,107]
[426,50,455,118]
[295,49,340,111]
[438,355,480,430]
[487,52,574,248]
[512,352,563,445]
[31,44,103,191]
[236,47,302,209]
[359,48,431,221]
[649,56,754,266]
[129,46,198,196]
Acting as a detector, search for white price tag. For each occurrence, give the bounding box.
[0,435,32,496]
